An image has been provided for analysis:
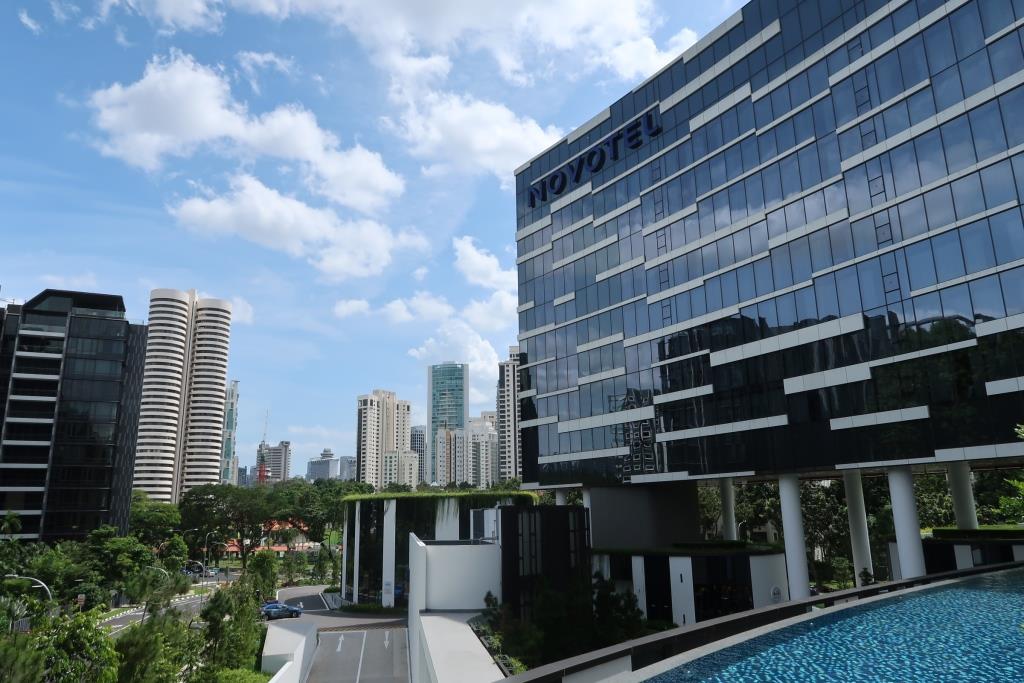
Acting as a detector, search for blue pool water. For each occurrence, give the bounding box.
[647,569,1024,682]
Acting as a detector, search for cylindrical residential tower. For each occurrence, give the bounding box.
[132,289,231,503]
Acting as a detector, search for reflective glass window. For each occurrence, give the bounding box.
[960,219,996,273]
[931,230,966,282]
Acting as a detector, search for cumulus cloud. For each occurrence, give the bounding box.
[19,9,43,34]
[170,174,425,281]
[452,236,517,292]
[412,266,428,281]
[236,50,295,94]
[231,295,255,324]
[382,291,454,324]
[408,318,500,404]
[88,50,403,214]
[88,0,224,32]
[333,299,370,318]
[461,289,518,333]
[50,1,80,23]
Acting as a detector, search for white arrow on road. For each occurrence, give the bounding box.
[336,634,344,652]
[298,601,304,609]
[384,631,390,649]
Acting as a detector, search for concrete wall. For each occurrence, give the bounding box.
[588,482,699,550]
[563,656,632,683]
[261,620,318,683]
[749,554,789,608]
[408,535,429,683]
[425,542,501,610]
[668,556,695,626]
[382,499,397,606]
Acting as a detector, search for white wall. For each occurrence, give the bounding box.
[954,544,974,570]
[631,556,647,618]
[382,500,397,607]
[425,542,501,610]
[1014,545,1024,562]
[668,556,695,626]
[261,621,318,683]
[749,554,789,608]
[435,498,460,540]
[408,535,428,683]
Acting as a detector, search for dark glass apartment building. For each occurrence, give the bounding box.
[0,290,145,539]
[515,0,1024,488]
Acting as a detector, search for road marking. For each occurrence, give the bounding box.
[355,631,367,682]
[384,631,390,649]
[298,601,304,609]
[336,634,344,652]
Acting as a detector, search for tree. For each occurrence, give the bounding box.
[312,545,332,583]
[1,512,22,540]
[34,609,118,683]
[115,611,200,683]
[129,490,182,547]
[281,551,307,585]
[180,485,276,570]
[200,580,264,672]
[998,479,1024,522]
[158,534,189,574]
[0,633,45,682]
[247,550,278,600]
[735,481,781,540]
[85,526,155,595]
[382,483,412,493]
[698,485,721,538]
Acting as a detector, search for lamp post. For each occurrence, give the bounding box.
[3,574,52,602]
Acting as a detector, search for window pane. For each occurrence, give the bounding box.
[835,266,861,315]
[990,208,1024,264]
[960,219,996,273]
[968,100,1006,161]
[1000,266,1024,316]
[941,116,976,174]
[923,185,955,231]
[932,230,967,282]
[969,275,1006,322]
[915,129,947,186]
[980,159,1016,209]
[951,174,985,220]
[905,240,937,290]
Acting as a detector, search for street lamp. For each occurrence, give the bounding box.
[3,574,52,602]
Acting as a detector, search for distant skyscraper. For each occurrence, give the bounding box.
[133,288,232,503]
[337,455,356,481]
[0,289,146,539]
[257,440,291,483]
[237,465,251,487]
[465,415,499,488]
[426,362,468,483]
[410,425,426,483]
[496,346,521,482]
[382,450,419,489]
[221,380,239,485]
[355,389,411,489]
[307,448,340,481]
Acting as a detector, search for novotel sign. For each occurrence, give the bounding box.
[528,108,663,209]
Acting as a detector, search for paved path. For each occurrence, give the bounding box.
[275,585,405,631]
[307,628,409,683]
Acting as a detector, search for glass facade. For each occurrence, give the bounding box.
[515,0,1024,487]
[426,362,468,482]
[0,290,144,538]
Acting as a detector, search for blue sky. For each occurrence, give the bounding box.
[1,0,739,475]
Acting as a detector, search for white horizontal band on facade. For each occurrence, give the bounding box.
[552,234,618,270]
[630,469,755,484]
[909,257,1024,299]
[0,487,44,493]
[829,405,929,431]
[517,301,535,313]
[10,373,58,381]
[551,181,594,213]
[835,441,1024,471]
[656,414,788,443]
[597,256,644,283]
[538,446,629,465]
[653,384,714,405]
[516,242,552,265]
[4,418,53,424]
[553,213,596,242]
[1,440,50,447]
[556,405,655,434]
[15,330,64,338]
[575,367,626,386]
[985,377,1024,396]
[976,312,1024,337]
[519,416,559,429]
[516,213,551,242]
[553,292,575,306]
[576,332,623,354]
[710,313,864,368]
[8,396,56,402]
[652,348,710,369]
[0,464,46,469]
[533,385,577,401]
[783,339,978,395]
[567,110,611,145]
[13,351,61,359]
[688,83,752,132]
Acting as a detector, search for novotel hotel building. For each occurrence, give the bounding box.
[514,0,1024,601]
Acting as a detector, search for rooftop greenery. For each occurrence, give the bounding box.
[340,490,539,504]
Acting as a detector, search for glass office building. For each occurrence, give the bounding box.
[0,290,146,539]
[515,0,1024,488]
[425,362,469,482]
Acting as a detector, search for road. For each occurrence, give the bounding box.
[307,629,408,683]
[104,592,209,637]
[275,585,409,682]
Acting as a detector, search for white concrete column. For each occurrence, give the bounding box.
[341,512,349,601]
[719,478,737,541]
[554,489,567,506]
[353,500,361,604]
[948,461,979,530]
[382,500,397,607]
[668,556,695,626]
[887,466,926,579]
[582,487,592,544]
[630,556,647,618]
[842,470,873,586]
[778,474,810,600]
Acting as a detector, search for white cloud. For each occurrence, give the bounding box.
[408,318,500,405]
[88,50,403,214]
[231,295,255,324]
[382,291,454,324]
[412,266,428,281]
[170,174,425,281]
[333,299,370,318]
[236,50,295,94]
[452,236,516,292]
[114,25,132,46]
[90,0,224,33]
[39,272,98,289]
[19,9,42,34]
[50,1,80,22]
[461,290,518,333]
[383,91,562,187]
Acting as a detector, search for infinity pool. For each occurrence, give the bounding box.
[645,569,1024,682]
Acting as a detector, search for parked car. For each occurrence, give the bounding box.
[261,603,302,620]
[205,568,219,577]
